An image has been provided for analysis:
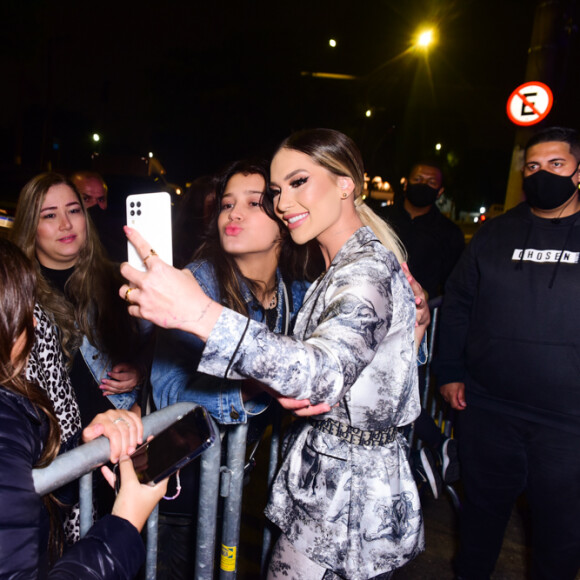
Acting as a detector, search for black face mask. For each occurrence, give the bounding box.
[405,183,439,208]
[523,167,579,210]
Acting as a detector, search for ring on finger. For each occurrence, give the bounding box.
[124,287,135,303]
[113,417,129,425]
[142,248,158,264]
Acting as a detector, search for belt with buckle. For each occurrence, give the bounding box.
[310,417,401,447]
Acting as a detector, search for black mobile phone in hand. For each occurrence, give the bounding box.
[114,406,216,493]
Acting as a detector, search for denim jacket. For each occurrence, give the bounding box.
[150,260,309,424]
[80,336,138,410]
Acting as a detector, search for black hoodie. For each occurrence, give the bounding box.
[435,201,580,434]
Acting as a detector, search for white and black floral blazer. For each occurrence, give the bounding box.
[200,226,424,579]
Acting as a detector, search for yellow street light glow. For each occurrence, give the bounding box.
[435,143,442,151]
[148,152,154,158]
[365,109,372,118]
[417,29,434,48]
[329,39,337,48]
[303,71,357,80]
[92,133,100,142]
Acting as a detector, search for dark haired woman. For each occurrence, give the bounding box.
[0,238,166,578]
[150,158,319,578]
[151,158,317,417]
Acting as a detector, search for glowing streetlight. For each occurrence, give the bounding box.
[92,133,100,143]
[148,152,154,158]
[329,38,337,48]
[365,109,372,118]
[435,142,442,151]
[480,206,486,214]
[417,29,434,48]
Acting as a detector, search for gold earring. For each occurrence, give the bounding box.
[342,191,348,199]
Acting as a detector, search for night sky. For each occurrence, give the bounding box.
[1,0,578,211]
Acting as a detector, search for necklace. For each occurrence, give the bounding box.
[267,291,278,310]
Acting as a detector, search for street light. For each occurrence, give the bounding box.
[329,38,337,48]
[416,28,435,49]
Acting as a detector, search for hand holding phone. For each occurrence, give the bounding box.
[114,406,216,492]
[106,455,168,533]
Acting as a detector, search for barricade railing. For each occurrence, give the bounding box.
[407,296,461,511]
[31,298,461,578]
[32,401,277,579]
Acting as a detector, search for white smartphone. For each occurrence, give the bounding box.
[126,192,173,271]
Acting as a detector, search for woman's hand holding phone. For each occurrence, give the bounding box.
[120,227,223,341]
[102,456,168,533]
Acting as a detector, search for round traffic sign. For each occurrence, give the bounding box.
[506,81,553,126]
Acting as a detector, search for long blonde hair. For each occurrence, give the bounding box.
[11,172,139,364]
[274,128,407,263]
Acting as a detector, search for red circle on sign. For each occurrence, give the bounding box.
[506,82,553,126]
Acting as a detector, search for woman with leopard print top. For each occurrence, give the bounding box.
[11,172,150,426]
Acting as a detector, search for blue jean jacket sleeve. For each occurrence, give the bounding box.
[80,336,138,410]
[151,260,294,424]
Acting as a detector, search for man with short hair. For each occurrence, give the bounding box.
[381,161,464,300]
[70,171,126,261]
[380,161,465,498]
[70,171,108,210]
[436,126,580,579]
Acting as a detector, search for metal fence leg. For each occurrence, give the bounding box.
[195,422,222,580]
[219,423,248,579]
[261,406,281,574]
[79,472,94,538]
[145,504,159,580]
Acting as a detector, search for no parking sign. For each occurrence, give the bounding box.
[506,81,553,126]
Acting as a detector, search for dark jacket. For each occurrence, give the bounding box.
[0,384,145,578]
[380,201,465,299]
[435,202,580,434]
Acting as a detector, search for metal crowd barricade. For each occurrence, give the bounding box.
[30,299,463,579]
[31,298,463,579]
[407,296,461,511]
[32,401,279,579]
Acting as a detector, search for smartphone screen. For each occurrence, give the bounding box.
[116,406,215,489]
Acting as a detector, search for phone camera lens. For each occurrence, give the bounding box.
[136,201,142,208]
[130,210,135,216]
[130,202,135,208]
[137,210,142,216]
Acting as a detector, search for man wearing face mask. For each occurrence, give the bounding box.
[435,127,580,580]
[380,161,465,300]
[379,162,465,498]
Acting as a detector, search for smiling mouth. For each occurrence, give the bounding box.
[58,235,77,243]
[287,212,309,225]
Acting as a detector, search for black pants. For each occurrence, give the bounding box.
[414,365,444,448]
[155,460,200,580]
[455,405,580,580]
